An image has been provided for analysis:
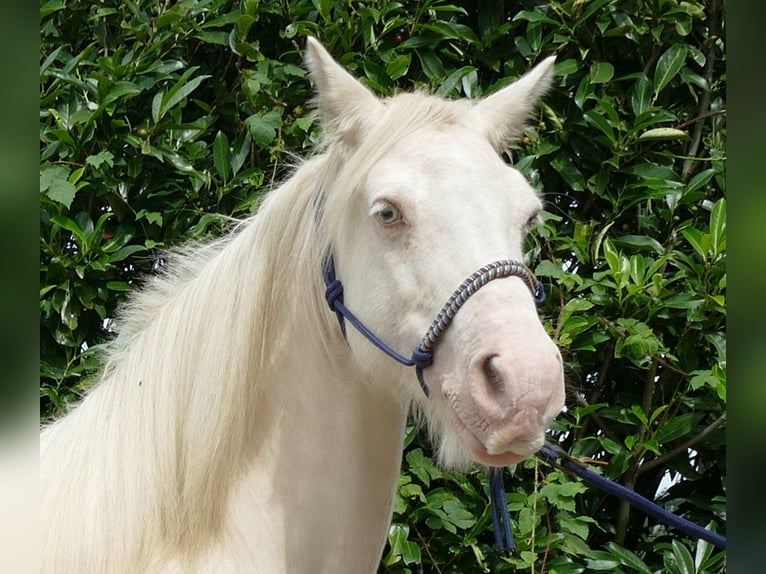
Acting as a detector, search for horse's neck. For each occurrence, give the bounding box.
[43,306,409,574]
[203,331,410,573]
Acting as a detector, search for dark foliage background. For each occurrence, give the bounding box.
[40,1,725,572]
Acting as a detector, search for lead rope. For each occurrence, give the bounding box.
[490,466,516,551]
[536,442,726,550]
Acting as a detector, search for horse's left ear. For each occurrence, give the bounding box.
[470,56,556,149]
[304,36,384,148]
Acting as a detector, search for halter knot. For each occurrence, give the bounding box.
[411,345,433,369]
[412,345,434,397]
[324,279,344,309]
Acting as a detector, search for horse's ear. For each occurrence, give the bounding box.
[305,37,383,148]
[470,56,556,149]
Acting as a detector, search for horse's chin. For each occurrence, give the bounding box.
[467,443,528,468]
[452,416,540,468]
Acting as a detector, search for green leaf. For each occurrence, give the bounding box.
[555,59,580,77]
[551,154,586,191]
[362,57,393,90]
[386,54,411,81]
[102,81,142,105]
[661,294,704,309]
[246,111,282,148]
[405,448,440,486]
[590,61,614,84]
[165,73,210,112]
[106,245,147,263]
[535,259,566,279]
[136,209,163,227]
[605,542,652,574]
[313,0,332,20]
[689,370,718,391]
[213,131,231,182]
[694,535,713,572]
[671,540,696,574]
[612,235,665,255]
[40,0,66,19]
[40,165,77,209]
[155,70,211,122]
[654,413,702,444]
[638,127,689,141]
[584,111,617,146]
[387,524,422,565]
[654,44,688,96]
[436,66,478,97]
[441,499,475,529]
[151,91,163,124]
[231,132,252,177]
[681,227,709,260]
[686,168,715,194]
[629,163,680,181]
[559,515,591,540]
[602,238,620,272]
[631,75,652,117]
[105,281,134,292]
[709,198,726,257]
[574,74,595,109]
[539,480,587,512]
[85,150,115,169]
[421,21,479,43]
[630,404,649,427]
[50,215,87,247]
[585,559,620,570]
[417,50,445,81]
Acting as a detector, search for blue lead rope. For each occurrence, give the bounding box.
[487,443,726,554]
[489,467,516,551]
[535,442,727,550]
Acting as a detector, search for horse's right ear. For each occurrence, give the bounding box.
[469,56,556,149]
[305,37,383,148]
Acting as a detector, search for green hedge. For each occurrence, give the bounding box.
[40,1,725,572]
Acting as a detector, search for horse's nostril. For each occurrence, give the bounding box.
[482,354,504,391]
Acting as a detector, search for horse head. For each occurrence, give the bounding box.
[307,37,565,470]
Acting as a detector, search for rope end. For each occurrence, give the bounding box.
[489,467,516,552]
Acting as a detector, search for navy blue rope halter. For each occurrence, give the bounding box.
[321,254,726,553]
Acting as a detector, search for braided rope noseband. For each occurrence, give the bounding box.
[322,258,544,396]
[419,260,544,355]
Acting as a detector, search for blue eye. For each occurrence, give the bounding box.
[377,202,402,224]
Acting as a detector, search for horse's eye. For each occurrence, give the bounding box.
[376,202,402,225]
[501,150,513,165]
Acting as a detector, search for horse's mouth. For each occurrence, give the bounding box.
[445,399,543,467]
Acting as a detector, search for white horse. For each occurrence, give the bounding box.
[41,37,564,573]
